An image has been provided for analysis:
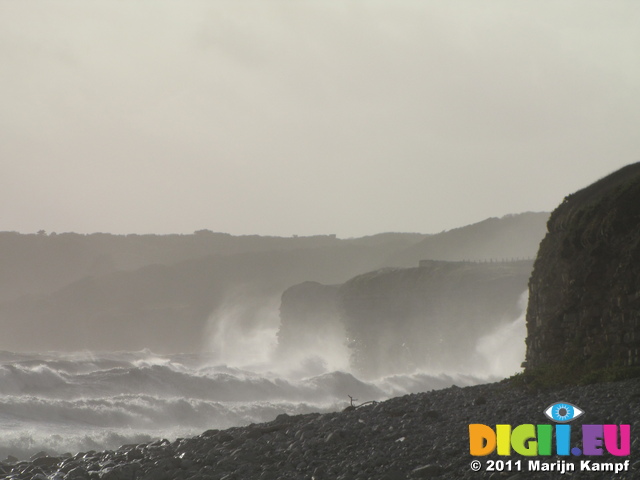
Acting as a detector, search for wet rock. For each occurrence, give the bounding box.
[65,466,90,479]
[29,451,49,461]
[32,456,60,468]
[411,464,444,478]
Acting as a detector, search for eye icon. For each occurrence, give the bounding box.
[544,402,584,423]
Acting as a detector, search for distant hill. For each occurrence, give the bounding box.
[0,231,347,304]
[383,212,549,267]
[0,242,420,352]
[0,212,547,353]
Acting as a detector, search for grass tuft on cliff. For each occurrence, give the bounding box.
[509,363,640,392]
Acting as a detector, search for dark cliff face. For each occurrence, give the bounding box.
[525,162,640,370]
[338,260,532,378]
[277,261,532,378]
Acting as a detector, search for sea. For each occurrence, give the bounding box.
[0,349,489,460]
[0,319,526,461]
[0,291,528,461]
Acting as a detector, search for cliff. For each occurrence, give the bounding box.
[525,162,640,372]
[279,260,533,378]
[339,261,533,377]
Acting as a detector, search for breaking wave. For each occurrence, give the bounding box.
[0,350,489,460]
[0,292,527,459]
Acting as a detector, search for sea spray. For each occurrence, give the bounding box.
[203,294,281,368]
[0,350,490,460]
[0,289,529,460]
[474,290,528,378]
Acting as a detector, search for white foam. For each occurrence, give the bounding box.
[0,289,529,460]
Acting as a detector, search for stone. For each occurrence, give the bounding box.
[411,464,444,478]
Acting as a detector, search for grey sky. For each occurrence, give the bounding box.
[1,1,639,237]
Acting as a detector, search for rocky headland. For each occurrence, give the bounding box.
[277,261,532,378]
[525,162,640,373]
[338,260,532,378]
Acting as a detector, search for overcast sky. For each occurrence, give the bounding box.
[1,1,639,237]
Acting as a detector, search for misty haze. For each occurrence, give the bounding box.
[0,213,547,458]
[1,0,639,468]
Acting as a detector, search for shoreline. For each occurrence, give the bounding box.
[1,377,638,480]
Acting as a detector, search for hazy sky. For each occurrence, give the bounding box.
[1,1,639,237]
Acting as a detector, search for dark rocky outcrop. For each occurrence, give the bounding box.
[339,261,533,377]
[278,260,533,378]
[525,162,640,371]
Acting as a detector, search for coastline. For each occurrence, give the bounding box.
[2,377,638,480]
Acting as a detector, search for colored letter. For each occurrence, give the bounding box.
[604,425,630,456]
[469,424,496,456]
[511,424,537,456]
[537,424,552,455]
[582,425,604,456]
[555,424,571,455]
[496,424,512,455]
